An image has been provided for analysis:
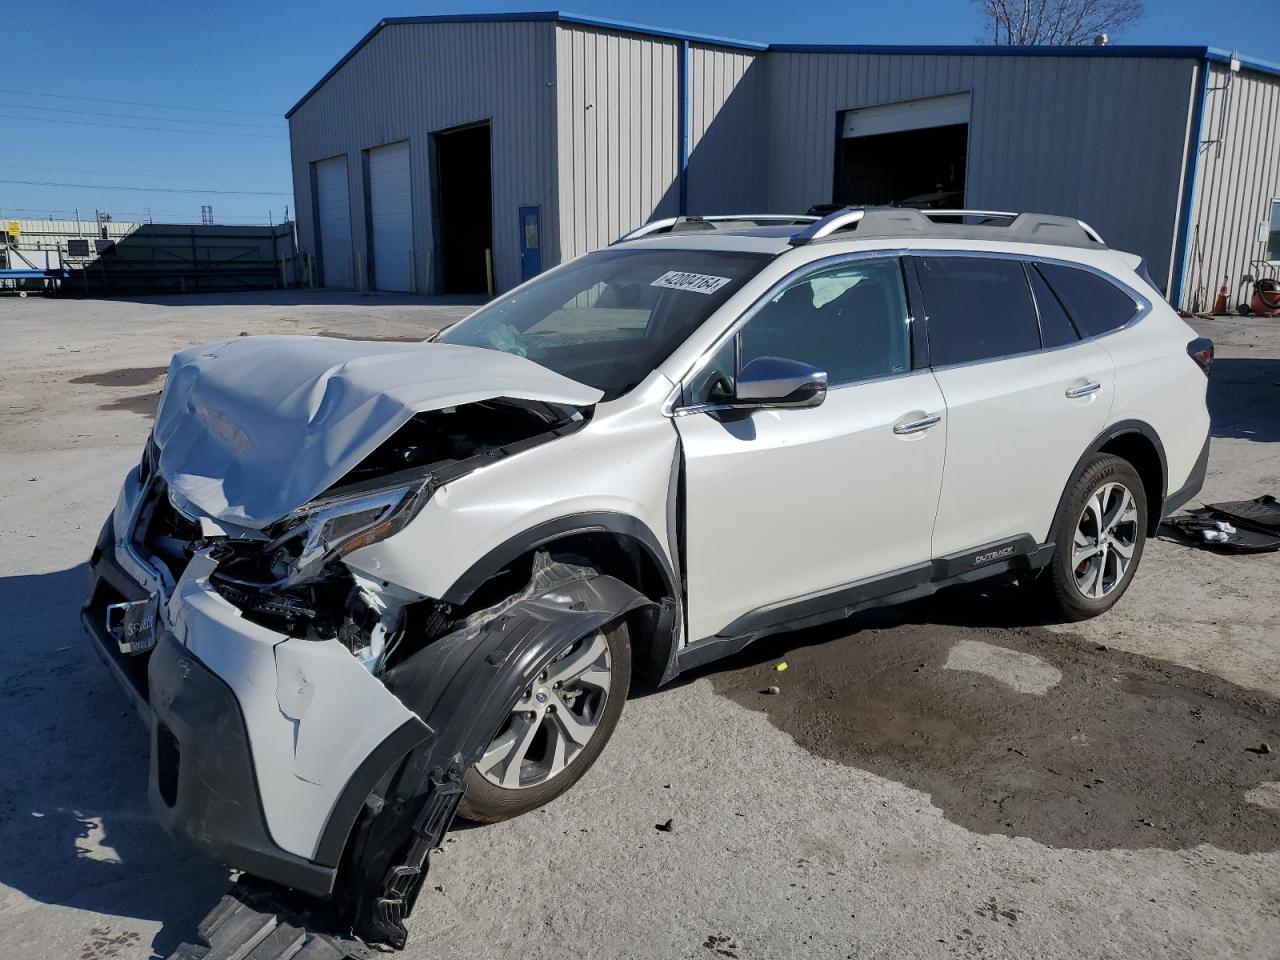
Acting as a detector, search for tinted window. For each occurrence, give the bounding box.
[1029,265,1080,348]
[439,248,768,399]
[917,257,1040,365]
[737,258,911,387]
[1037,263,1139,338]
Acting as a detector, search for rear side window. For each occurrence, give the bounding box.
[1037,263,1139,337]
[916,257,1040,365]
[1028,266,1080,348]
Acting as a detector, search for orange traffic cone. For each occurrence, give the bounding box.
[1213,277,1229,314]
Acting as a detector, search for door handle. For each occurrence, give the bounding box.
[893,414,941,435]
[1065,382,1102,399]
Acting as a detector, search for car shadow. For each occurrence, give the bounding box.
[0,564,229,959]
[1208,357,1280,443]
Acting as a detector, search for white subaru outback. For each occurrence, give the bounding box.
[84,208,1212,945]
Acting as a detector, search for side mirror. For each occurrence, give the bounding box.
[734,356,827,409]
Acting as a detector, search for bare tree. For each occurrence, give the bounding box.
[977,0,1144,45]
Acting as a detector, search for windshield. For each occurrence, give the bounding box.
[437,248,769,399]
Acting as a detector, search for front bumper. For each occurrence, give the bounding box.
[83,508,430,898]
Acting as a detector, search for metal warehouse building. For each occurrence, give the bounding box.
[286,11,1280,311]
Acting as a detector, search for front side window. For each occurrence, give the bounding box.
[916,256,1041,365]
[685,257,913,405]
[1037,262,1139,338]
[438,248,768,400]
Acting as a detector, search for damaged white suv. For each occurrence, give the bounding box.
[84,208,1212,946]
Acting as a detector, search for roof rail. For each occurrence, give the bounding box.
[612,214,818,245]
[788,206,1107,249]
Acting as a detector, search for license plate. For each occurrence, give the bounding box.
[106,595,160,655]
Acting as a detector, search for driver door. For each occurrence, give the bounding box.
[674,257,947,643]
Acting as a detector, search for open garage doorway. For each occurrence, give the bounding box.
[835,92,970,209]
[433,121,493,295]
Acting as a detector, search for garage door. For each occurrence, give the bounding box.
[367,141,413,292]
[315,156,352,289]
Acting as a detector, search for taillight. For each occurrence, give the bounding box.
[1187,337,1214,376]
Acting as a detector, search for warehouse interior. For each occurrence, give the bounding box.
[286,13,1280,312]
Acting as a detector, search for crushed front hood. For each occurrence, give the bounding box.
[152,336,602,527]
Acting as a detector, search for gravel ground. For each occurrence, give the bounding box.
[0,291,1277,960]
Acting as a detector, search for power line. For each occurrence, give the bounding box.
[0,162,288,185]
[0,86,281,117]
[0,177,290,196]
[0,113,288,139]
[2,102,283,129]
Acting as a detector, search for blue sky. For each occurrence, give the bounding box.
[3,0,1276,226]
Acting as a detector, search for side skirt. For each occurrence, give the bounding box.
[676,534,1051,674]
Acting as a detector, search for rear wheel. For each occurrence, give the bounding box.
[457,620,631,823]
[1038,453,1147,621]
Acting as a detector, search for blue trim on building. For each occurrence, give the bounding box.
[285,12,1279,119]
[678,39,690,216]
[1170,60,1211,309]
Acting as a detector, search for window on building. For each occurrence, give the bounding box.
[916,257,1040,365]
[1028,265,1081,348]
[1038,263,1139,338]
[1268,200,1280,262]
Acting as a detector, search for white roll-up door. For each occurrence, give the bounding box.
[841,92,972,138]
[315,156,353,289]
[367,141,413,292]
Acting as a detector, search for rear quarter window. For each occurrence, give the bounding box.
[1037,263,1140,338]
[916,256,1041,365]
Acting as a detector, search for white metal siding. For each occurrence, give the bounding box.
[555,24,680,257]
[366,140,413,292]
[686,45,768,214]
[289,21,558,294]
[314,155,353,289]
[1184,64,1280,312]
[765,52,1198,288]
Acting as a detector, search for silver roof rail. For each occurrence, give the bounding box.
[789,206,1107,249]
[612,214,818,245]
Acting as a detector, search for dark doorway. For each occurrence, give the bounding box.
[835,123,968,209]
[434,122,493,295]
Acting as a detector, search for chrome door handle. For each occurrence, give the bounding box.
[1065,382,1102,399]
[893,414,941,435]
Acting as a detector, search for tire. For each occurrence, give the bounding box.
[1237,302,1251,316]
[1038,453,1148,622]
[457,619,631,823]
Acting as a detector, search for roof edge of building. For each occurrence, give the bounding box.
[284,12,1280,120]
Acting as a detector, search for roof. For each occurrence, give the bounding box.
[285,11,1280,118]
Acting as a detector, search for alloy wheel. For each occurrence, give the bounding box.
[1072,481,1139,600]
[475,631,612,790]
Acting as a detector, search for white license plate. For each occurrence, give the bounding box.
[106,595,160,655]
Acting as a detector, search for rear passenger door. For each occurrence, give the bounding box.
[916,255,1115,558]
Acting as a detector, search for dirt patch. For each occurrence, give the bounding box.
[69,367,167,388]
[317,329,423,343]
[707,583,1280,852]
[99,392,161,418]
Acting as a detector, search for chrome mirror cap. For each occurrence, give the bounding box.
[734,356,828,409]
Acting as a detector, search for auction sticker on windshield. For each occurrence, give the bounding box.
[650,271,733,294]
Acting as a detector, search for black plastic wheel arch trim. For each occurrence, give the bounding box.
[1054,419,1169,536]
[311,715,433,868]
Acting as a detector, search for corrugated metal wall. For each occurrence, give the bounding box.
[287,20,558,293]
[765,52,1199,289]
[1184,63,1280,313]
[686,46,768,214]
[555,24,680,258]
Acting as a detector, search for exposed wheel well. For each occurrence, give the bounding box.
[451,530,680,687]
[1097,431,1165,534]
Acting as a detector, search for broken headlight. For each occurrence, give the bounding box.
[264,478,430,587]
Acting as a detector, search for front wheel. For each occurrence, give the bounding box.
[457,621,631,823]
[1038,453,1148,622]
